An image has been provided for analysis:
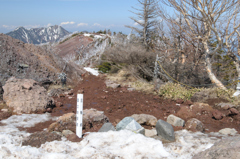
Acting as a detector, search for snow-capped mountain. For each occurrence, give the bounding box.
[6,25,70,44]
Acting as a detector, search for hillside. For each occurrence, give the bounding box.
[0,33,83,85]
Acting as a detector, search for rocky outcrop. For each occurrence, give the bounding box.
[193,136,240,159]
[3,77,54,114]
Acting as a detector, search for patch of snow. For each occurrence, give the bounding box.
[0,113,236,158]
[83,33,91,37]
[84,67,99,76]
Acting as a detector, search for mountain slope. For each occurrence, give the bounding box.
[6,25,70,44]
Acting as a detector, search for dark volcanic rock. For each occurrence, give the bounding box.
[22,131,62,148]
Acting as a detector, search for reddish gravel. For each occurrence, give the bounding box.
[16,74,240,134]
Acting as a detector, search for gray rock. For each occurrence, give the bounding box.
[193,136,240,159]
[116,117,145,135]
[156,119,175,142]
[98,123,115,132]
[167,114,185,127]
[219,128,238,135]
[62,130,74,137]
[216,103,235,110]
[131,114,157,126]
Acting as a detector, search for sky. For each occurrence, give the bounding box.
[0,0,143,34]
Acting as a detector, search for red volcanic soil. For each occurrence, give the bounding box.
[18,73,240,134]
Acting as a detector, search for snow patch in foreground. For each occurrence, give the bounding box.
[84,67,99,76]
[0,113,233,159]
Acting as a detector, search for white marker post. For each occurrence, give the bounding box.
[76,94,83,138]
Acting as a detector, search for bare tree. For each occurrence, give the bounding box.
[126,0,158,48]
[158,0,240,90]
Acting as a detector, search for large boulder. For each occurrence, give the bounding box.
[193,136,240,159]
[116,117,145,135]
[48,109,109,133]
[131,114,157,127]
[3,77,54,114]
[156,119,175,142]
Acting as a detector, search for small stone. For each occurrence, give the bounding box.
[62,130,74,137]
[145,128,157,137]
[46,108,52,113]
[212,110,223,120]
[229,108,239,115]
[167,114,185,127]
[78,89,84,94]
[219,128,238,135]
[56,102,63,107]
[185,118,204,132]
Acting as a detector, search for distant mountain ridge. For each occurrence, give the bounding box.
[6,25,71,44]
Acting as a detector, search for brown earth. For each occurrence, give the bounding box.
[19,73,240,134]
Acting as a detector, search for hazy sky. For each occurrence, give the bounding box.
[0,0,142,34]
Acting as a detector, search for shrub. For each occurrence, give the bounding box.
[102,43,156,81]
[97,62,111,73]
[158,82,200,100]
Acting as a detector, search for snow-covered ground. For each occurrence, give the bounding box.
[84,67,99,76]
[0,113,231,159]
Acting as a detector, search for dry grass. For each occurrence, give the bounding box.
[106,69,155,94]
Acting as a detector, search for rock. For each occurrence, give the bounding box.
[0,111,12,121]
[116,117,145,135]
[48,109,109,133]
[105,80,120,89]
[193,136,240,159]
[3,77,55,114]
[22,131,62,148]
[131,114,157,126]
[219,128,238,135]
[212,110,223,120]
[185,118,204,132]
[167,114,185,127]
[145,128,157,137]
[66,133,82,142]
[62,130,74,137]
[216,103,235,110]
[156,119,175,142]
[98,123,116,132]
[229,108,239,115]
[184,100,193,106]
